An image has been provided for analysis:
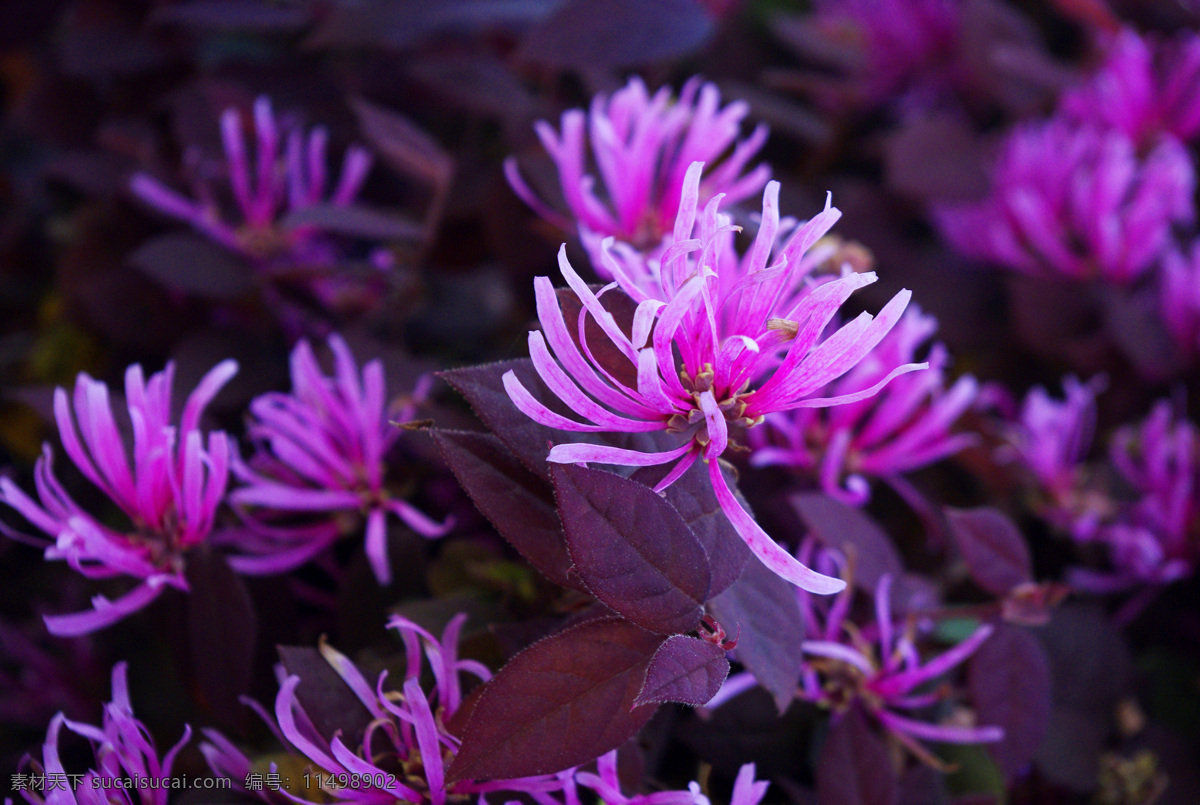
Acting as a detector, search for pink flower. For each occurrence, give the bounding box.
[934,120,1195,284]
[572,751,767,805]
[16,662,191,805]
[1074,401,1199,591]
[129,96,389,317]
[503,164,923,594]
[1160,241,1200,357]
[506,77,769,258]
[268,614,568,805]
[230,335,452,584]
[805,0,962,107]
[797,570,1003,765]
[752,305,979,505]
[1060,28,1200,147]
[709,548,1001,767]
[1001,375,1108,539]
[0,360,237,635]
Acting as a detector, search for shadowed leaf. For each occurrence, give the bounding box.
[710,555,805,713]
[127,233,252,299]
[187,551,258,729]
[277,645,375,751]
[635,635,728,706]
[435,429,580,591]
[518,0,713,69]
[945,507,1032,596]
[280,204,424,242]
[554,464,710,633]
[817,705,899,805]
[793,492,903,593]
[447,616,664,781]
[968,624,1050,781]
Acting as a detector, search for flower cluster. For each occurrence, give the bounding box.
[1060,28,1200,148]
[1004,383,1200,592]
[0,360,237,635]
[504,164,923,594]
[751,305,979,505]
[230,335,452,585]
[16,662,191,805]
[934,120,1194,284]
[1001,375,1108,539]
[506,77,770,260]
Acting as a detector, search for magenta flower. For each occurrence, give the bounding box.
[1001,376,1108,539]
[1060,28,1200,147]
[934,120,1194,284]
[269,613,568,805]
[709,549,1001,767]
[804,0,962,108]
[230,335,451,584]
[129,96,389,318]
[506,77,770,258]
[0,360,237,635]
[798,571,1003,765]
[751,305,979,505]
[16,662,191,805]
[1160,241,1200,357]
[572,751,767,805]
[504,164,923,594]
[1074,401,1199,591]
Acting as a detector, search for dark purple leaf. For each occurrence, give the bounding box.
[817,705,899,805]
[440,359,562,478]
[635,635,728,707]
[434,429,581,591]
[945,508,1032,596]
[553,464,710,633]
[792,492,903,593]
[186,551,257,728]
[518,0,713,69]
[127,234,252,299]
[636,461,750,597]
[709,555,805,713]
[967,625,1050,781]
[277,645,375,750]
[280,205,424,242]
[883,115,988,202]
[447,616,664,781]
[350,97,453,189]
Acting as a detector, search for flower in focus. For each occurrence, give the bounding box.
[130,96,389,315]
[1001,375,1108,539]
[16,662,190,805]
[0,360,237,635]
[934,120,1194,284]
[752,305,979,505]
[1074,401,1199,591]
[506,77,770,260]
[1060,28,1200,147]
[504,164,923,594]
[266,613,568,805]
[230,335,452,584]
